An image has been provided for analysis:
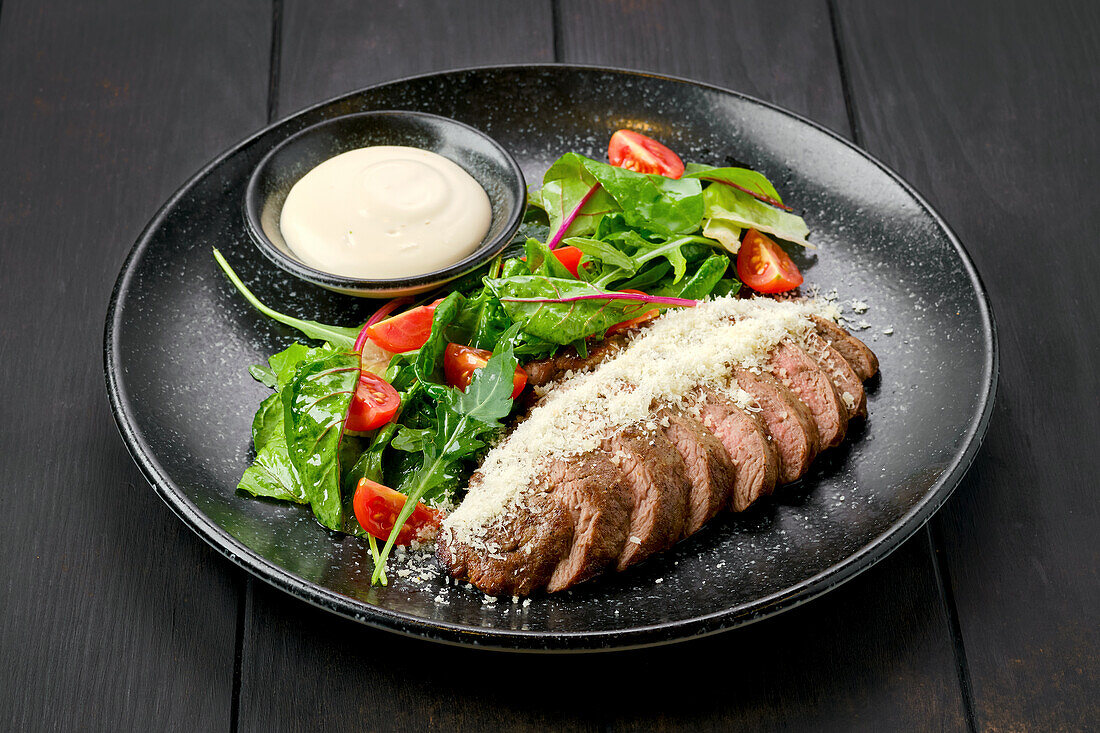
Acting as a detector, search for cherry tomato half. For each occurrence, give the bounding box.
[551,245,584,277]
[736,229,804,294]
[352,478,442,545]
[608,129,685,179]
[365,300,440,353]
[606,289,660,335]
[345,372,400,432]
[443,343,527,399]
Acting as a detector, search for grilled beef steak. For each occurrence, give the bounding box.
[438,309,878,595]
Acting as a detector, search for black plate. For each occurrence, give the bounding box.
[104,65,996,651]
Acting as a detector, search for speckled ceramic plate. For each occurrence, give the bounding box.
[104,65,997,651]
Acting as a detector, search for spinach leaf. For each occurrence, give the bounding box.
[487,275,667,344]
[213,248,362,349]
[239,395,306,503]
[371,336,520,583]
[248,364,278,389]
[238,445,306,504]
[267,343,331,391]
[580,158,704,235]
[282,350,361,530]
[702,184,812,249]
[538,153,621,242]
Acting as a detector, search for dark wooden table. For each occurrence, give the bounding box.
[2,1,1097,730]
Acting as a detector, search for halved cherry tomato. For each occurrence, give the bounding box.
[443,343,527,398]
[353,477,442,545]
[520,245,585,278]
[608,129,685,179]
[736,229,804,294]
[345,372,400,432]
[606,289,660,336]
[551,245,583,277]
[365,300,441,353]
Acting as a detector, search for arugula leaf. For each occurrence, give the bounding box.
[562,236,637,282]
[702,184,813,249]
[580,158,704,235]
[371,337,519,583]
[652,253,732,300]
[538,153,621,243]
[213,248,362,349]
[282,350,361,530]
[413,292,464,394]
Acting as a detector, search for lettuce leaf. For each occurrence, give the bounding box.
[702,183,813,249]
[538,153,621,242]
[580,158,704,235]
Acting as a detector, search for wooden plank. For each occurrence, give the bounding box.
[0,1,270,729]
[833,1,1100,729]
[275,0,555,116]
[243,535,961,732]
[235,2,968,731]
[557,0,852,136]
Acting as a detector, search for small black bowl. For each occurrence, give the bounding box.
[244,110,526,297]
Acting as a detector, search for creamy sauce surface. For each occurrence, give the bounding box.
[280,146,492,279]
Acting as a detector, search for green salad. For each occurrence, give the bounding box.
[215,131,811,584]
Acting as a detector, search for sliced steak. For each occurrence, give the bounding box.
[733,367,819,484]
[437,480,573,597]
[545,452,634,592]
[811,315,879,381]
[524,334,631,387]
[694,388,779,511]
[804,331,867,417]
[767,340,849,449]
[604,425,692,570]
[658,408,736,535]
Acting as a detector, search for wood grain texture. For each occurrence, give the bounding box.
[234,1,969,731]
[241,537,963,732]
[557,0,851,136]
[834,1,1100,729]
[276,0,555,116]
[0,1,270,729]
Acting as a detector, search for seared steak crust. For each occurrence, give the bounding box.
[811,315,879,381]
[767,340,849,449]
[605,426,692,570]
[659,409,737,536]
[695,387,779,511]
[804,331,866,417]
[733,368,819,484]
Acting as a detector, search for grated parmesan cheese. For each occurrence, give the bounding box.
[442,296,834,547]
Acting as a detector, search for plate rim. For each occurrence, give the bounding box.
[103,62,999,651]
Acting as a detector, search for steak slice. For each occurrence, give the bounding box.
[733,367,819,484]
[524,334,631,387]
[658,408,736,536]
[694,388,779,511]
[804,331,867,417]
[605,425,692,570]
[811,315,879,381]
[767,340,849,449]
[437,480,573,597]
[545,452,634,592]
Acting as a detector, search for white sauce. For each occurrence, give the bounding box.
[280,146,492,279]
